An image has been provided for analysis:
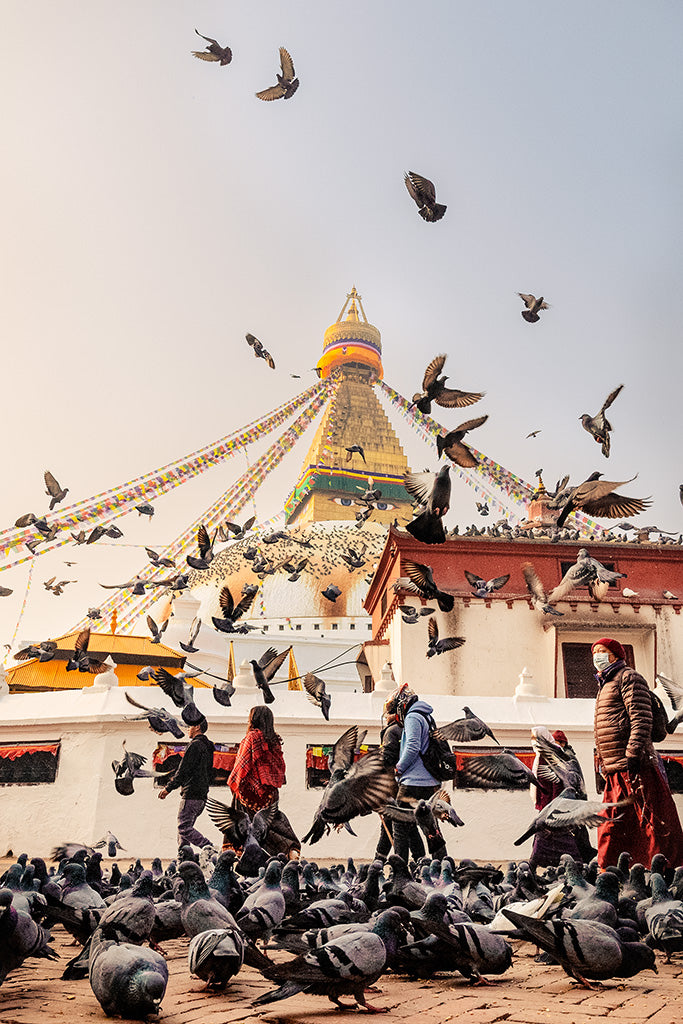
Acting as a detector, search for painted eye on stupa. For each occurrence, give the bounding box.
[333,498,357,507]
[375,501,395,510]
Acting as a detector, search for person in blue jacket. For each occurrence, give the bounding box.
[390,684,446,864]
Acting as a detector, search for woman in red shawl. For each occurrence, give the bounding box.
[227,706,300,859]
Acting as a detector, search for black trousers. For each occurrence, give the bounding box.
[392,783,444,865]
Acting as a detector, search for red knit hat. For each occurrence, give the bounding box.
[552,730,568,746]
[592,637,626,661]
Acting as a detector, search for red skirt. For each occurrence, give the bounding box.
[598,761,683,870]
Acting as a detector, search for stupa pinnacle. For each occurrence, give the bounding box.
[285,288,413,526]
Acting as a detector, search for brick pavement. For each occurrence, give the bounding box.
[1,926,682,1024]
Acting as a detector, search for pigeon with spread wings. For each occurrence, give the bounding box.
[246,333,275,369]
[548,548,626,603]
[404,171,447,222]
[179,616,202,654]
[186,524,217,570]
[434,707,500,745]
[66,629,107,673]
[249,646,291,704]
[411,354,485,416]
[303,673,331,720]
[464,570,510,598]
[192,28,232,65]
[14,640,57,662]
[551,472,650,528]
[426,617,465,657]
[518,293,550,323]
[394,560,454,613]
[404,466,451,545]
[455,751,539,790]
[301,726,396,844]
[212,584,256,633]
[144,666,203,708]
[256,47,299,101]
[436,415,488,467]
[44,470,68,509]
[580,384,624,458]
[146,615,168,644]
[124,693,185,739]
[522,561,563,616]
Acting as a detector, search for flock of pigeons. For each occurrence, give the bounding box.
[2,816,683,1017]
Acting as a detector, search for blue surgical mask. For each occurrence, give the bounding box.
[593,652,611,672]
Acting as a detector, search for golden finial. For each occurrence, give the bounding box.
[111,610,118,635]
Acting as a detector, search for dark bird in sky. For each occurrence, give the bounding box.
[87,607,102,620]
[256,47,299,101]
[526,430,541,438]
[345,444,365,463]
[0,585,13,597]
[146,615,168,644]
[426,616,465,658]
[464,570,510,598]
[552,472,651,528]
[303,673,332,720]
[222,515,256,541]
[66,628,107,674]
[14,512,38,527]
[87,523,123,544]
[135,503,155,517]
[71,530,86,545]
[212,584,256,633]
[395,560,454,613]
[580,384,624,458]
[476,501,489,516]
[322,584,342,602]
[14,640,57,663]
[518,292,550,323]
[44,470,68,509]
[404,466,451,544]
[144,666,202,708]
[46,578,76,597]
[212,682,236,708]
[179,616,201,654]
[34,519,61,541]
[548,547,626,603]
[100,575,147,596]
[435,707,500,745]
[124,693,185,739]
[341,547,366,570]
[404,171,447,222]
[246,333,275,368]
[192,28,232,65]
[145,548,175,569]
[411,354,484,415]
[186,524,217,570]
[436,415,488,467]
[521,562,563,616]
[249,647,291,704]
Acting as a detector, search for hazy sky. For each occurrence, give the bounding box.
[1,2,682,649]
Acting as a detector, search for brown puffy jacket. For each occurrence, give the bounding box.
[594,665,654,774]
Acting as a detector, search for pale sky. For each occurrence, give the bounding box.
[1,1,682,648]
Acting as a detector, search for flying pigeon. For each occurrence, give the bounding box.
[435,707,500,745]
[303,673,331,720]
[551,472,651,528]
[517,292,550,323]
[44,470,68,509]
[256,47,299,101]
[145,548,175,568]
[394,560,454,613]
[464,570,510,597]
[245,333,275,368]
[14,640,57,662]
[436,415,488,467]
[135,503,155,517]
[580,384,624,458]
[222,515,256,540]
[548,548,626,603]
[322,584,342,602]
[404,466,451,545]
[66,628,107,674]
[249,646,291,704]
[455,751,539,790]
[521,561,563,616]
[124,692,186,739]
[192,28,232,65]
[146,615,168,644]
[426,616,465,657]
[345,444,365,463]
[514,789,630,846]
[179,616,201,653]
[186,524,217,570]
[99,576,147,595]
[404,171,447,222]
[0,586,13,597]
[144,666,202,708]
[111,742,162,796]
[411,354,484,415]
[212,584,256,633]
[93,831,126,858]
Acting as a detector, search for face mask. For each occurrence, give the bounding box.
[593,652,611,672]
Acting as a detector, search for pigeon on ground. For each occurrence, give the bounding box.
[177,862,239,938]
[345,444,365,463]
[426,616,465,657]
[435,415,488,467]
[0,890,58,986]
[302,727,396,844]
[435,707,500,745]
[514,789,630,846]
[395,560,454,612]
[44,470,68,509]
[256,47,299,101]
[548,548,626,603]
[464,570,510,598]
[411,354,484,415]
[322,583,342,602]
[88,927,168,1019]
[252,909,402,1011]
[179,616,201,654]
[303,673,332,720]
[551,472,650,528]
[212,584,256,633]
[404,466,451,545]
[502,908,655,988]
[236,861,286,940]
[188,926,245,990]
[66,628,107,674]
[517,293,550,323]
[192,28,232,64]
[186,524,217,570]
[643,873,683,960]
[124,693,185,738]
[404,171,447,222]
[521,562,564,616]
[249,646,291,704]
[580,385,624,458]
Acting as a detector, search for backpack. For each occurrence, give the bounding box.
[408,709,458,781]
[650,690,669,744]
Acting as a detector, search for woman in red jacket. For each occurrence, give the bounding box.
[227,706,300,859]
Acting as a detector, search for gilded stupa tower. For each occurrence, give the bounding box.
[285,288,413,525]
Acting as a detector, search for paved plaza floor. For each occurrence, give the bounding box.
[1,924,682,1024]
